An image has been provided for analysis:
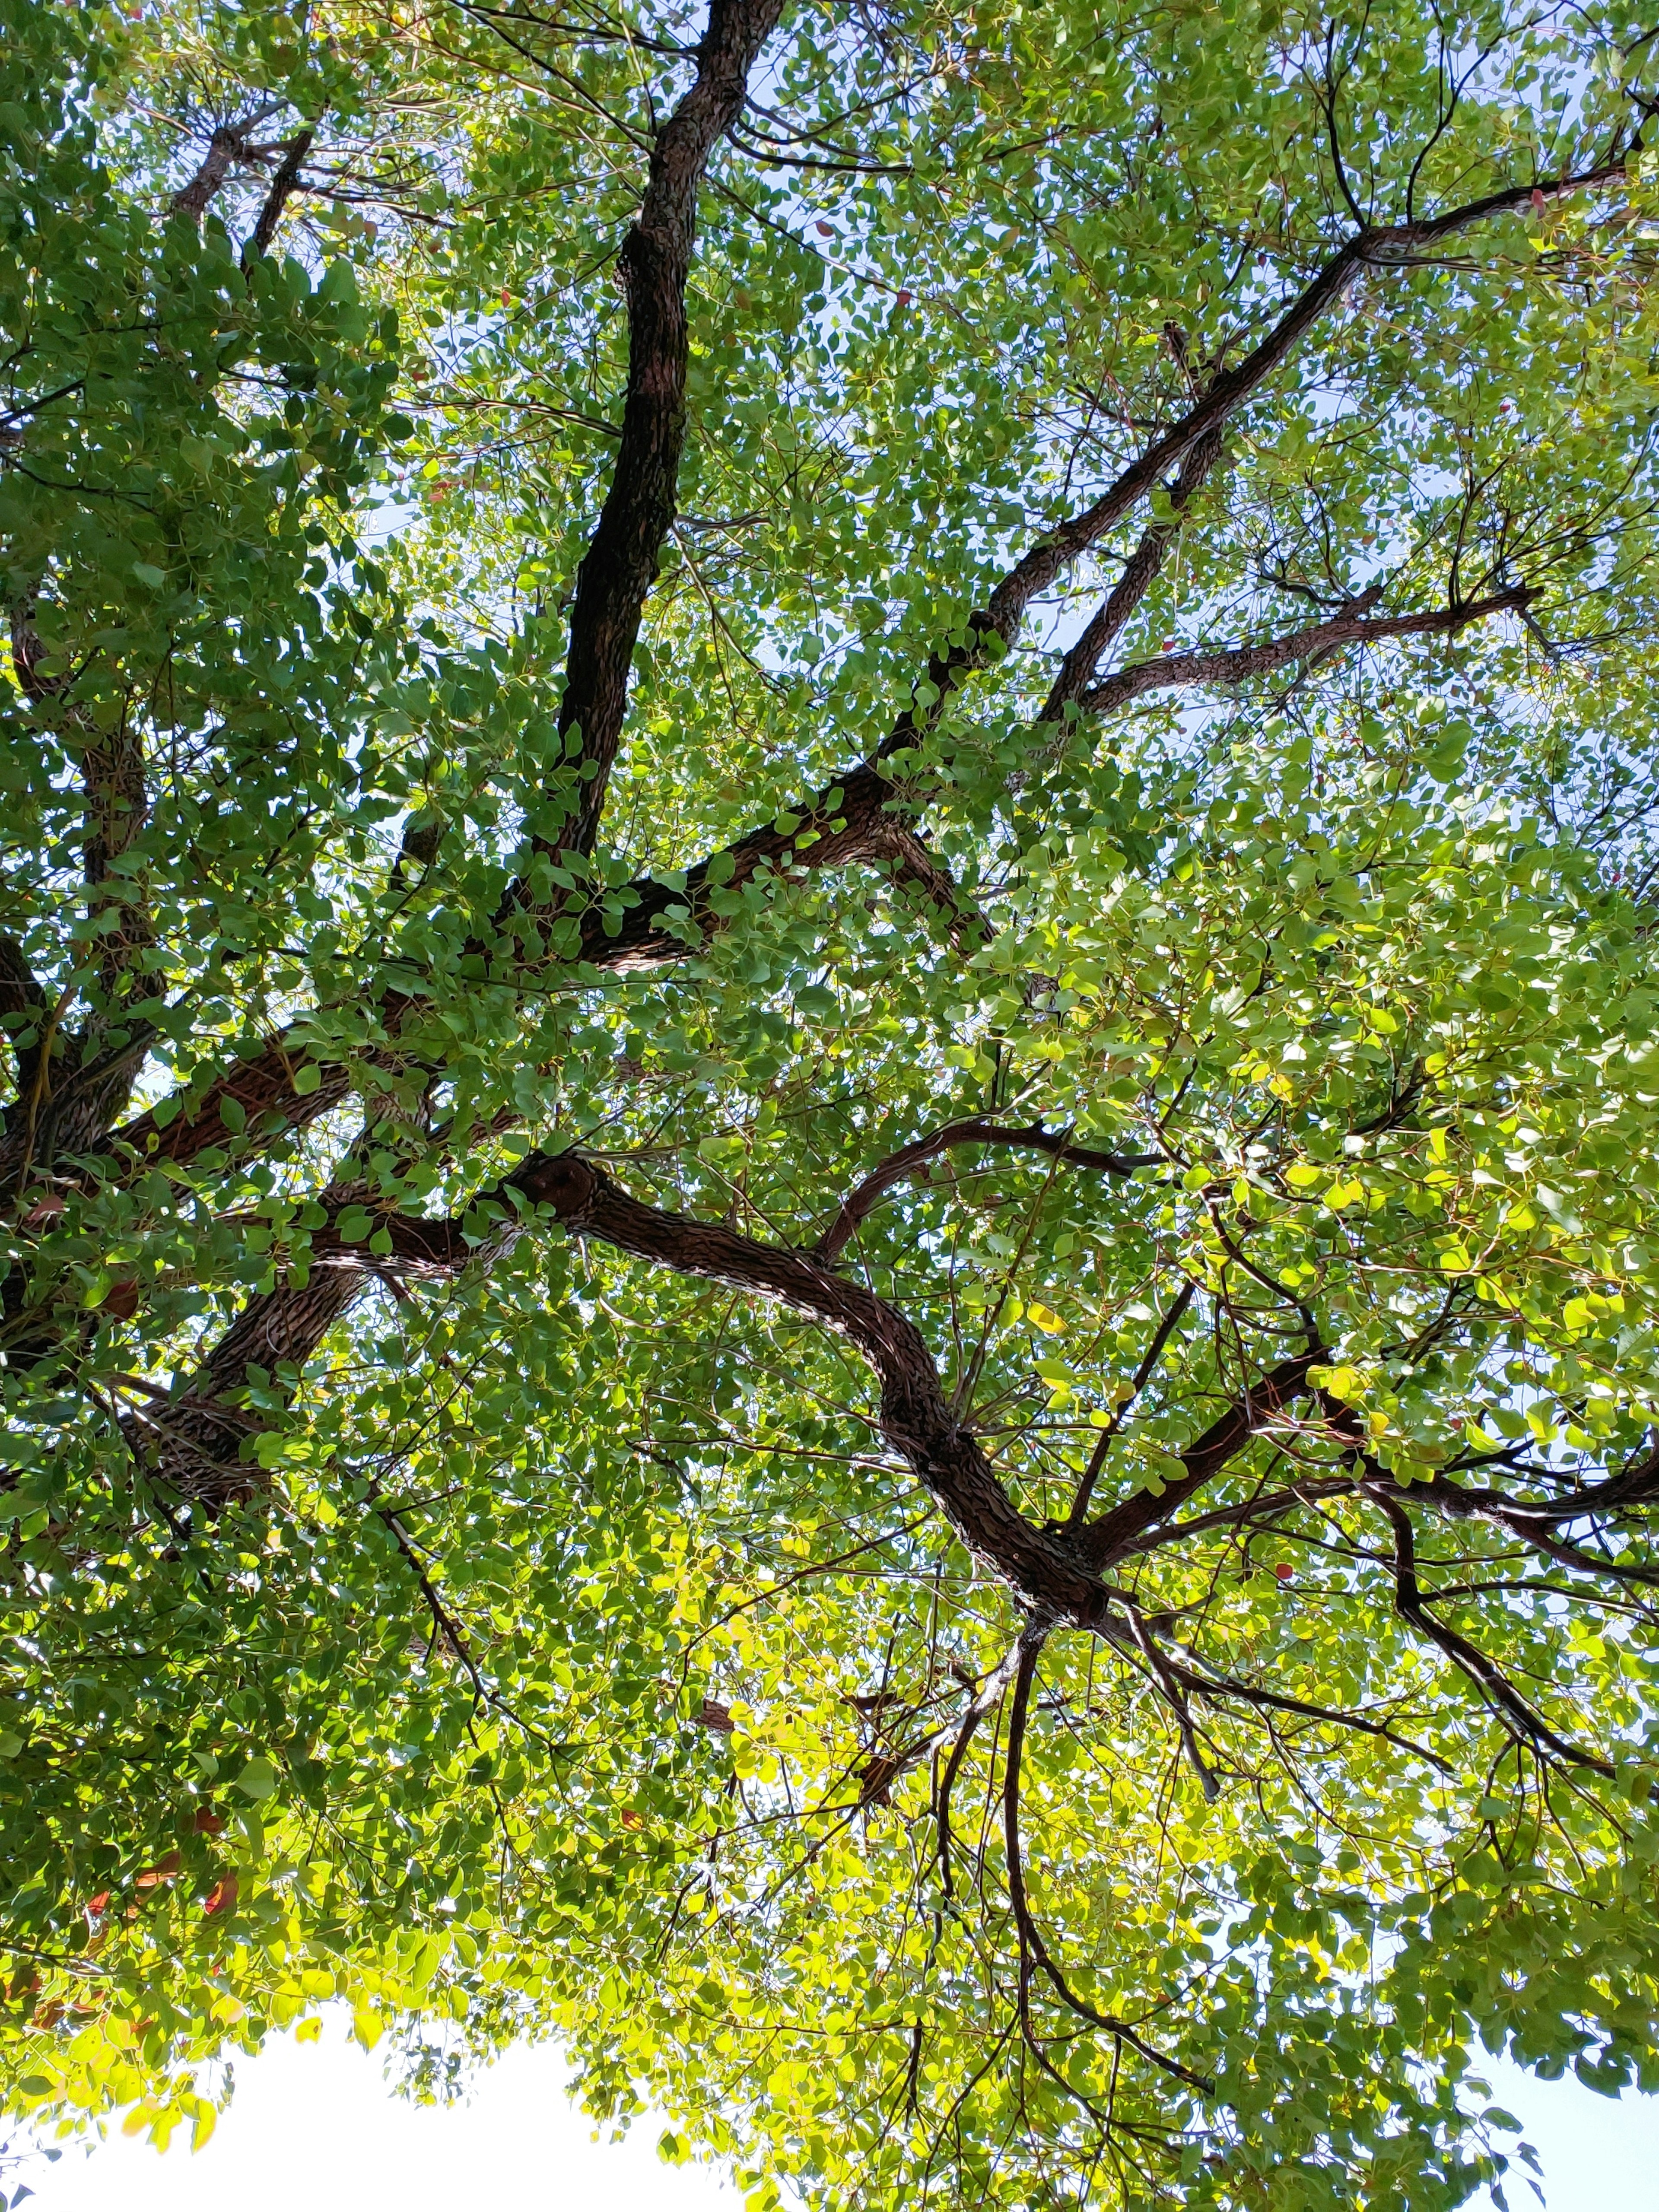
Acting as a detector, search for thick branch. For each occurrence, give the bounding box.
[132,1257,365,1505]
[511,1153,1109,1619]
[1077,586,1535,718]
[813,1119,1161,1265]
[244,129,315,263]
[553,0,785,862]
[168,105,284,220]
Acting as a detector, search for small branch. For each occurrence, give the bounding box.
[378,1506,489,1700]
[813,1119,1161,1265]
[0,934,47,1035]
[1124,1607,1219,1801]
[976,153,1630,655]
[1002,1635,1215,2094]
[1157,1645,1453,1771]
[1077,1348,1328,1570]
[1063,1281,1196,1529]
[1408,1471,1659,1587]
[1040,427,1225,721]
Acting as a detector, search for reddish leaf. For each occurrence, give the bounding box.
[134,1850,181,1890]
[203,1873,238,1917]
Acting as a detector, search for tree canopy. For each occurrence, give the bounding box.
[4,1,1659,2204]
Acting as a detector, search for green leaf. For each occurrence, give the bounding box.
[234,1758,279,1802]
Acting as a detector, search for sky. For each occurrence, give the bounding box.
[15,2018,1659,2212]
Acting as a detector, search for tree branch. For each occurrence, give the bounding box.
[113,763,935,1170]
[1076,1349,1329,1571]
[1078,586,1535,718]
[1370,1486,1612,1774]
[1040,428,1226,721]
[1063,1281,1196,1530]
[1002,1635,1214,2093]
[168,105,286,221]
[243,129,315,264]
[88,161,1628,1194]
[976,157,1631,652]
[509,1153,1111,1619]
[135,1245,368,1506]
[813,1118,1161,1265]
[547,0,785,865]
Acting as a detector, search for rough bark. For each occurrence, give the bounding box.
[133,1257,365,1504]
[168,105,283,221]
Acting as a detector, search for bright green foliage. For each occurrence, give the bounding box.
[4,3,1659,2207]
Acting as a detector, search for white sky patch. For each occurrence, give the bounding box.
[23,2013,731,2212]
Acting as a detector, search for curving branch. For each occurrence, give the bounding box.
[813,1118,1163,1265]
[514,1154,1110,1619]
[1369,1486,1612,1774]
[1002,1635,1215,2093]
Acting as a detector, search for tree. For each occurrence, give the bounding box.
[3,0,1659,2201]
